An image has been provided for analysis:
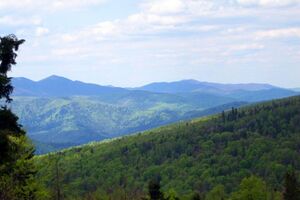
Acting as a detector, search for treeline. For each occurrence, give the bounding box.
[0,35,41,199]
[35,95,300,199]
[35,168,300,200]
[142,172,300,200]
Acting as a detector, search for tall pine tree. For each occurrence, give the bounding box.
[0,34,38,200]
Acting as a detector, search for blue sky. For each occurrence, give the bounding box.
[1,0,300,87]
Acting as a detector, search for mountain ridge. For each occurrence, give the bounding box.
[12,75,292,97]
[135,79,278,94]
[11,75,299,154]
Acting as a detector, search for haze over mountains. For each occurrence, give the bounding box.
[292,88,300,92]
[13,75,288,97]
[11,75,299,153]
[136,79,275,94]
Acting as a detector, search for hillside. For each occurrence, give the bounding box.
[12,95,242,154]
[11,76,298,153]
[36,96,300,199]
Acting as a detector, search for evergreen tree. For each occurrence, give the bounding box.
[221,111,226,123]
[0,34,24,102]
[0,34,38,199]
[283,171,300,200]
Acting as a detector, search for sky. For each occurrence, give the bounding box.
[1,0,300,88]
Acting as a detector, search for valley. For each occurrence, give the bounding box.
[11,76,298,153]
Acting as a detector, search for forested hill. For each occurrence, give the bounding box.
[36,96,300,199]
[11,76,298,154]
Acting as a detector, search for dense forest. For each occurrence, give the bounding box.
[12,95,245,154]
[35,95,300,199]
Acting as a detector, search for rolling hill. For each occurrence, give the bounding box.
[10,76,299,153]
[12,95,242,154]
[35,96,300,199]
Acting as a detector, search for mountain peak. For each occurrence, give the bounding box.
[39,75,72,82]
[178,79,201,84]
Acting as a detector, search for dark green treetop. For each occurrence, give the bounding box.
[0,34,25,103]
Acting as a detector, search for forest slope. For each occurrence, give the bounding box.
[12,96,242,154]
[36,96,300,199]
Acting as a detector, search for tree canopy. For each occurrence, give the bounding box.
[0,34,25,103]
[0,34,39,200]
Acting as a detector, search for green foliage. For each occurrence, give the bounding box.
[12,96,243,153]
[165,189,180,200]
[229,176,282,200]
[229,176,268,200]
[206,185,226,200]
[35,96,300,199]
[0,35,42,199]
[0,136,38,199]
[0,34,25,102]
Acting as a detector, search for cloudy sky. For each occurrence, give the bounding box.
[1,0,300,87]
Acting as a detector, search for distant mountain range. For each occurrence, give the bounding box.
[10,75,299,153]
[292,88,300,92]
[136,79,276,94]
[12,76,298,101]
[12,75,127,97]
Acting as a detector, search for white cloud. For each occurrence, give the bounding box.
[0,0,107,11]
[35,27,49,37]
[128,13,187,26]
[52,47,89,57]
[0,15,41,26]
[61,20,120,42]
[229,43,265,51]
[58,0,224,43]
[255,28,300,39]
[142,0,185,14]
[236,0,300,7]
[142,0,231,17]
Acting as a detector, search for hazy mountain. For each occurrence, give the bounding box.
[292,88,300,92]
[12,76,297,100]
[10,76,299,153]
[136,79,298,102]
[12,75,127,97]
[135,79,277,94]
[226,88,298,102]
